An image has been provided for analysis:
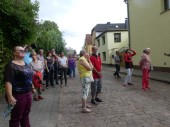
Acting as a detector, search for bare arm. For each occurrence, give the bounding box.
[5,82,17,106]
[29,46,36,54]
[44,60,49,72]
[79,58,93,71]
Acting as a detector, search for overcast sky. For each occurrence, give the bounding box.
[33,0,127,53]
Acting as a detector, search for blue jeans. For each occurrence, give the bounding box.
[69,67,75,77]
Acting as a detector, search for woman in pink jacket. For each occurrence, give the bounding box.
[139,48,152,91]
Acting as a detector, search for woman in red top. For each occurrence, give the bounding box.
[123,49,136,86]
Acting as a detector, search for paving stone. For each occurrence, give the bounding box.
[1,67,170,127]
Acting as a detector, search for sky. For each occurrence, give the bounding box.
[32,0,127,53]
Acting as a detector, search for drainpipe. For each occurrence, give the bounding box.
[124,0,131,49]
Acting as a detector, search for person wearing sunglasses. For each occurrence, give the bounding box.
[4,46,36,127]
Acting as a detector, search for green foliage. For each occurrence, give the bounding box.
[0,0,67,95]
[0,46,11,95]
[35,20,66,53]
[0,0,39,48]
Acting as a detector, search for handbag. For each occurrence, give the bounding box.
[85,75,94,83]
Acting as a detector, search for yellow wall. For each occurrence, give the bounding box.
[97,31,128,64]
[87,44,92,55]
[129,0,170,68]
[91,31,96,45]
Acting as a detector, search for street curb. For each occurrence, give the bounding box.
[103,68,170,84]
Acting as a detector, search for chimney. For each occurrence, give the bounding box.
[107,22,111,25]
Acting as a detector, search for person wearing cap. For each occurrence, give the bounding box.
[123,49,136,86]
[139,48,152,91]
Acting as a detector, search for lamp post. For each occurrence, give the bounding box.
[124,0,131,49]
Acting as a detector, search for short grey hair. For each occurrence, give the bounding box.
[79,50,86,57]
[143,48,151,53]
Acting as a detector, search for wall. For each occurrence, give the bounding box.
[97,31,129,64]
[129,0,170,70]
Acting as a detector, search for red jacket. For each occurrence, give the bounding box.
[32,71,42,88]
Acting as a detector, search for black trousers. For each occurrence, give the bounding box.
[46,66,54,87]
[53,62,59,84]
[114,64,120,77]
[59,67,67,85]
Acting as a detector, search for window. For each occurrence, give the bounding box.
[114,33,121,42]
[102,52,106,61]
[97,39,100,47]
[102,35,105,45]
[164,0,170,10]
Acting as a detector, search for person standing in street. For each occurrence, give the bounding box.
[68,55,76,78]
[123,49,136,86]
[78,50,93,113]
[37,49,46,91]
[4,46,36,127]
[30,52,44,101]
[139,48,152,91]
[113,51,121,78]
[23,45,35,65]
[90,46,103,105]
[51,49,59,85]
[58,51,68,86]
[45,51,54,88]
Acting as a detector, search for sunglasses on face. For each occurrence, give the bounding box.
[17,50,25,54]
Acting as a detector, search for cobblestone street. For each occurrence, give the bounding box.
[1,67,170,127]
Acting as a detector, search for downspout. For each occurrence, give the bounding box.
[124,0,131,49]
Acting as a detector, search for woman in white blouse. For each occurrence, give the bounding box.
[58,51,68,86]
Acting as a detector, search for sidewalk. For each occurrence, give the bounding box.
[103,65,170,84]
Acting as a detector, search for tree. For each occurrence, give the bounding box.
[35,20,66,53]
[0,0,39,48]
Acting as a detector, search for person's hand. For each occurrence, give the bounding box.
[86,54,90,61]
[7,95,17,106]
[97,71,102,77]
[47,69,49,72]
[32,88,36,94]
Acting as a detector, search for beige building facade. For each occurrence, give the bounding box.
[127,0,170,71]
[96,30,128,64]
[84,34,93,55]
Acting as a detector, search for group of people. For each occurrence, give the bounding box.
[3,44,152,126]
[3,45,76,127]
[78,46,103,113]
[113,48,152,91]
[78,46,152,113]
